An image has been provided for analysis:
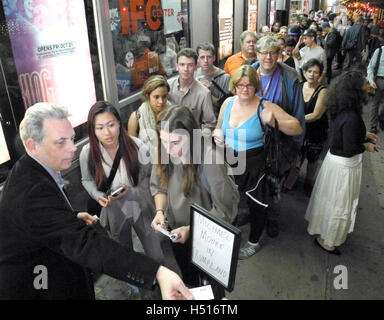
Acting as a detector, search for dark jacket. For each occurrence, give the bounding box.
[251,61,306,149]
[0,154,159,299]
[342,24,366,52]
[325,28,342,58]
[251,61,306,174]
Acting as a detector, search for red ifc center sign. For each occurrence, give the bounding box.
[120,0,168,34]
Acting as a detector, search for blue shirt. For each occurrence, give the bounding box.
[367,46,384,84]
[256,67,282,104]
[221,97,264,152]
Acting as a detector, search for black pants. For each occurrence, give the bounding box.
[326,56,335,84]
[231,147,268,244]
[343,48,362,70]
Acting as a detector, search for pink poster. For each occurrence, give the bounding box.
[4,0,96,127]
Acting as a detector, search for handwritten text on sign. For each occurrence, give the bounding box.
[192,210,234,286]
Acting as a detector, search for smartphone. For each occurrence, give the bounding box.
[155,224,180,241]
[110,186,125,197]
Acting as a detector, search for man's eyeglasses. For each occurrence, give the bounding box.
[258,51,279,57]
[236,84,255,90]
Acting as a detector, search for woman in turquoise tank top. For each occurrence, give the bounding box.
[213,65,302,259]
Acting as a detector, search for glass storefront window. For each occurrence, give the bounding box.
[108,0,190,101]
[246,0,258,32]
[269,0,276,28]
[217,0,233,61]
[0,1,101,184]
[289,0,303,25]
[3,0,96,128]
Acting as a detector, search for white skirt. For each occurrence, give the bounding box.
[305,151,363,247]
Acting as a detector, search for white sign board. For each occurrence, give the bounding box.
[190,204,241,291]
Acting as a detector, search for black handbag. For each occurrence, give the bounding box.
[87,148,122,216]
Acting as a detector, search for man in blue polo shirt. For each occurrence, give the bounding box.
[250,36,305,242]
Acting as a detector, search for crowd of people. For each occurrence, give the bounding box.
[0,8,383,300]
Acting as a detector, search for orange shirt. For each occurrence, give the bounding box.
[224,51,256,76]
[131,49,165,90]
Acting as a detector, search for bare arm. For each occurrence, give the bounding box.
[212,97,231,146]
[151,193,168,230]
[127,111,139,137]
[293,36,303,60]
[261,101,302,136]
[305,88,327,123]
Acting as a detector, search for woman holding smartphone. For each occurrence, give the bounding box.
[80,101,164,264]
[150,105,239,299]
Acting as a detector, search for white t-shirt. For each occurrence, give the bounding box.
[299,46,327,75]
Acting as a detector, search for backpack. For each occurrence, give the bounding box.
[344,25,361,51]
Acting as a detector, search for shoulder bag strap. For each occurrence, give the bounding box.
[211,79,228,96]
[211,71,231,96]
[257,98,266,132]
[104,148,122,193]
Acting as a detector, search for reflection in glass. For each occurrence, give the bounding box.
[109,0,190,100]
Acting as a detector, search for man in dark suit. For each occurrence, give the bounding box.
[0,102,192,300]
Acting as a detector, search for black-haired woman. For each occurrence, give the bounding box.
[305,71,380,255]
[80,101,165,264]
[301,59,328,196]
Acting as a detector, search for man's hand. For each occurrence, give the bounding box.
[77,212,99,226]
[371,81,378,89]
[156,266,194,300]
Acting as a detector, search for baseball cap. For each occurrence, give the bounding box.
[303,29,317,38]
[321,22,331,28]
[288,26,301,36]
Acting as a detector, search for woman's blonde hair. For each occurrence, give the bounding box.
[229,65,261,94]
[141,75,170,101]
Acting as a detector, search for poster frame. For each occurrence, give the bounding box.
[189,203,241,292]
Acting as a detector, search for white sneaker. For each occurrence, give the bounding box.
[239,243,260,260]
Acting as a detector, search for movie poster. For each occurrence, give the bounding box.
[4,0,96,127]
[218,0,233,61]
[247,0,257,32]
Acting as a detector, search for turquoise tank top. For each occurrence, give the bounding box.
[221,97,264,152]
